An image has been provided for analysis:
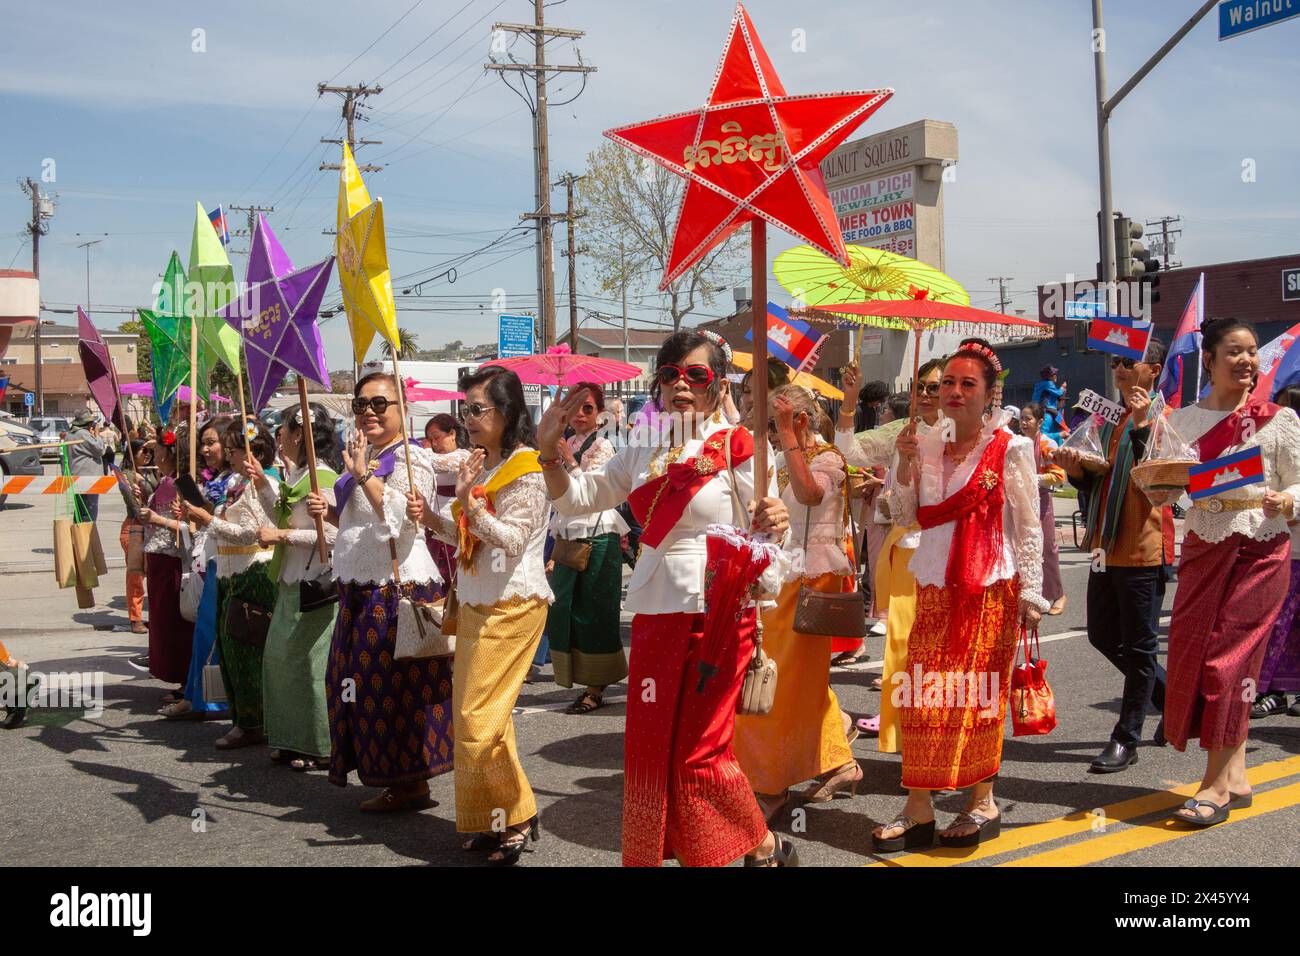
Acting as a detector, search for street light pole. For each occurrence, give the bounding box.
[76,238,105,318]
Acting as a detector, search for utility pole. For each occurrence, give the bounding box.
[20,178,54,415]
[556,172,586,351]
[1092,0,1216,396]
[317,83,384,172]
[988,276,1014,314]
[228,203,276,256]
[76,238,105,317]
[487,1,596,349]
[1144,214,1182,271]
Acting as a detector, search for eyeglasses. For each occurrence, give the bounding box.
[458,402,498,421]
[1110,357,1141,370]
[915,382,941,396]
[351,396,395,416]
[658,364,715,388]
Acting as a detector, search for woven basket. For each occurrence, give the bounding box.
[1132,459,1194,492]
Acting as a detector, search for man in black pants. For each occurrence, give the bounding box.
[1054,339,1174,772]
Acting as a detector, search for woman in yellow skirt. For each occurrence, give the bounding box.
[734,385,859,820]
[416,366,553,866]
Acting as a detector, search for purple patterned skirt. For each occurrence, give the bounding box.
[1260,559,1300,694]
[327,579,454,788]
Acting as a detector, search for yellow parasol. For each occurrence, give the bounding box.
[773,244,970,318]
[730,350,843,400]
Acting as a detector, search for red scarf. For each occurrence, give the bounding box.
[916,429,1012,592]
[1194,398,1281,462]
[626,428,752,550]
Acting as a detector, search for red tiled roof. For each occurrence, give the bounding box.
[2,363,139,394]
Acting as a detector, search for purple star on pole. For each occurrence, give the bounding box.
[77,306,126,431]
[220,216,335,412]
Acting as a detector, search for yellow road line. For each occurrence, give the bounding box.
[866,754,1300,868]
[1003,780,1300,866]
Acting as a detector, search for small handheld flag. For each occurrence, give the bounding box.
[1187,447,1265,500]
[1158,272,1205,408]
[745,302,826,371]
[1087,314,1152,361]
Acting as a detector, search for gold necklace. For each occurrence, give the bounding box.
[647,442,686,480]
[946,436,981,467]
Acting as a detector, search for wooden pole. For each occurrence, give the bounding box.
[297,377,329,564]
[390,351,416,491]
[188,319,199,479]
[907,325,922,423]
[750,219,768,520]
[236,344,254,460]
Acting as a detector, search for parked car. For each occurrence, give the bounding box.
[0,417,44,510]
[25,415,72,462]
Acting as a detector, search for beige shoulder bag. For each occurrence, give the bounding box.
[723,429,777,716]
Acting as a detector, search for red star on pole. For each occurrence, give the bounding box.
[604,3,893,290]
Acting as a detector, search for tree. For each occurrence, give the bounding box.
[382,328,420,361]
[578,142,749,332]
[116,318,152,382]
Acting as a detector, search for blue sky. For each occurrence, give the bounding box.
[1,0,1296,371]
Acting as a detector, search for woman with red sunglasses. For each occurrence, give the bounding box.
[538,329,796,867]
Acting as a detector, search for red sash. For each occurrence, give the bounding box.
[916,429,1012,592]
[1194,399,1281,462]
[626,427,752,550]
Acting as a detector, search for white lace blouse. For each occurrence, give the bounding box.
[549,431,630,540]
[207,478,279,578]
[553,413,785,615]
[451,449,553,608]
[275,466,339,585]
[143,478,182,557]
[1168,404,1300,544]
[890,414,1049,612]
[878,419,939,548]
[784,445,854,580]
[333,443,442,587]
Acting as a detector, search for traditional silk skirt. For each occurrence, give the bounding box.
[1039,487,1064,604]
[1259,559,1300,694]
[145,552,193,685]
[622,610,768,868]
[1165,532,1291,751]
[898,578,1020,791]
[875,525,919,754]
[453,596,549,832]
[182,559,228,714]
[263,580,338,759]
[733,575,854,795]
[546,532,629,689]
[216,563,277,731]
[327,580,454,788]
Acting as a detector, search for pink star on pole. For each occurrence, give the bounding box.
[604,2,893,289]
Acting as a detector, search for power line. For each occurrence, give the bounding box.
[324,0,425,85]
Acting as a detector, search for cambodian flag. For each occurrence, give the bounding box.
[1087,314,1151,361]
[745,301,826,372]
[1157,272,1205,408]
[1253,320,1300,401]
[0,374,8,403]
[208,205,230,247]
[1187,447,1265,500]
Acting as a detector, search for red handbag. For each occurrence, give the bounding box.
[1010,626,1057,736]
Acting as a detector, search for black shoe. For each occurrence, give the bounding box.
[1289,697,1300,718]
[1251,691,1288,719]
[1089,740,1139,773]
[126,654,151,673]
[1153,717,1167,747]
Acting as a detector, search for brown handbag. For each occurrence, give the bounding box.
[792,451,867,639]
[224,596,273,647]
[551,536,592,572]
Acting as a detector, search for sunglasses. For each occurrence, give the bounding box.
[658,364,715,388]
[915,382,941,396]
[352,396,395,416]
[1110,357,1142,369]
[577,404,596,415]
[458,402,498,421]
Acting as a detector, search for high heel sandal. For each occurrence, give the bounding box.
[872,814,936,853]
[938,805,1001,848]
[488,816,541,866]
[755,790,790,823]
[802,761,862,803]
[743,836,800,867]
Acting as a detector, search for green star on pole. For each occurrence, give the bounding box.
[138,251,207,416]
[187,200,241,376]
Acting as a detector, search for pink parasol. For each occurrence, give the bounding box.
[402,378,464,403]
[119,382,232,405]
[697,522,781,693]
[480,344,641,387]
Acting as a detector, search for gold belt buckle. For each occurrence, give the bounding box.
[1206,498,1225,515]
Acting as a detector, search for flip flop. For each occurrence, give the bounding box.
[1170,798,1230,828]
[855,715,880,736]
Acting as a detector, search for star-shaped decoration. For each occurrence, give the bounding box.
[336,142,399,364]
[138,251,202,416]
[219,215,334,412]
[604,2,892,288]
[188,200,242,376]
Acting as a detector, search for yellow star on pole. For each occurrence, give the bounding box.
[336,143,399,364]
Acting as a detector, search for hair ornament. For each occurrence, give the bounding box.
[700,329,733,365]
[162,430,177,447]
[956,340,1003,374]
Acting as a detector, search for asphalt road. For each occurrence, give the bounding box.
[2,479,1298,868]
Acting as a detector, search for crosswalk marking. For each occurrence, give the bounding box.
[866,754,1300,867]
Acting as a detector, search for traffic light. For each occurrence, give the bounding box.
[1114,215,1150,279]
[1141,267,1161,308]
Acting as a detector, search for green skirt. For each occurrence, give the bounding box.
[546,532,628,688]
[216,563,277,731]
[263,579,338,758]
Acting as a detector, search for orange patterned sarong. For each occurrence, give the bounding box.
[897,578,1020,790]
